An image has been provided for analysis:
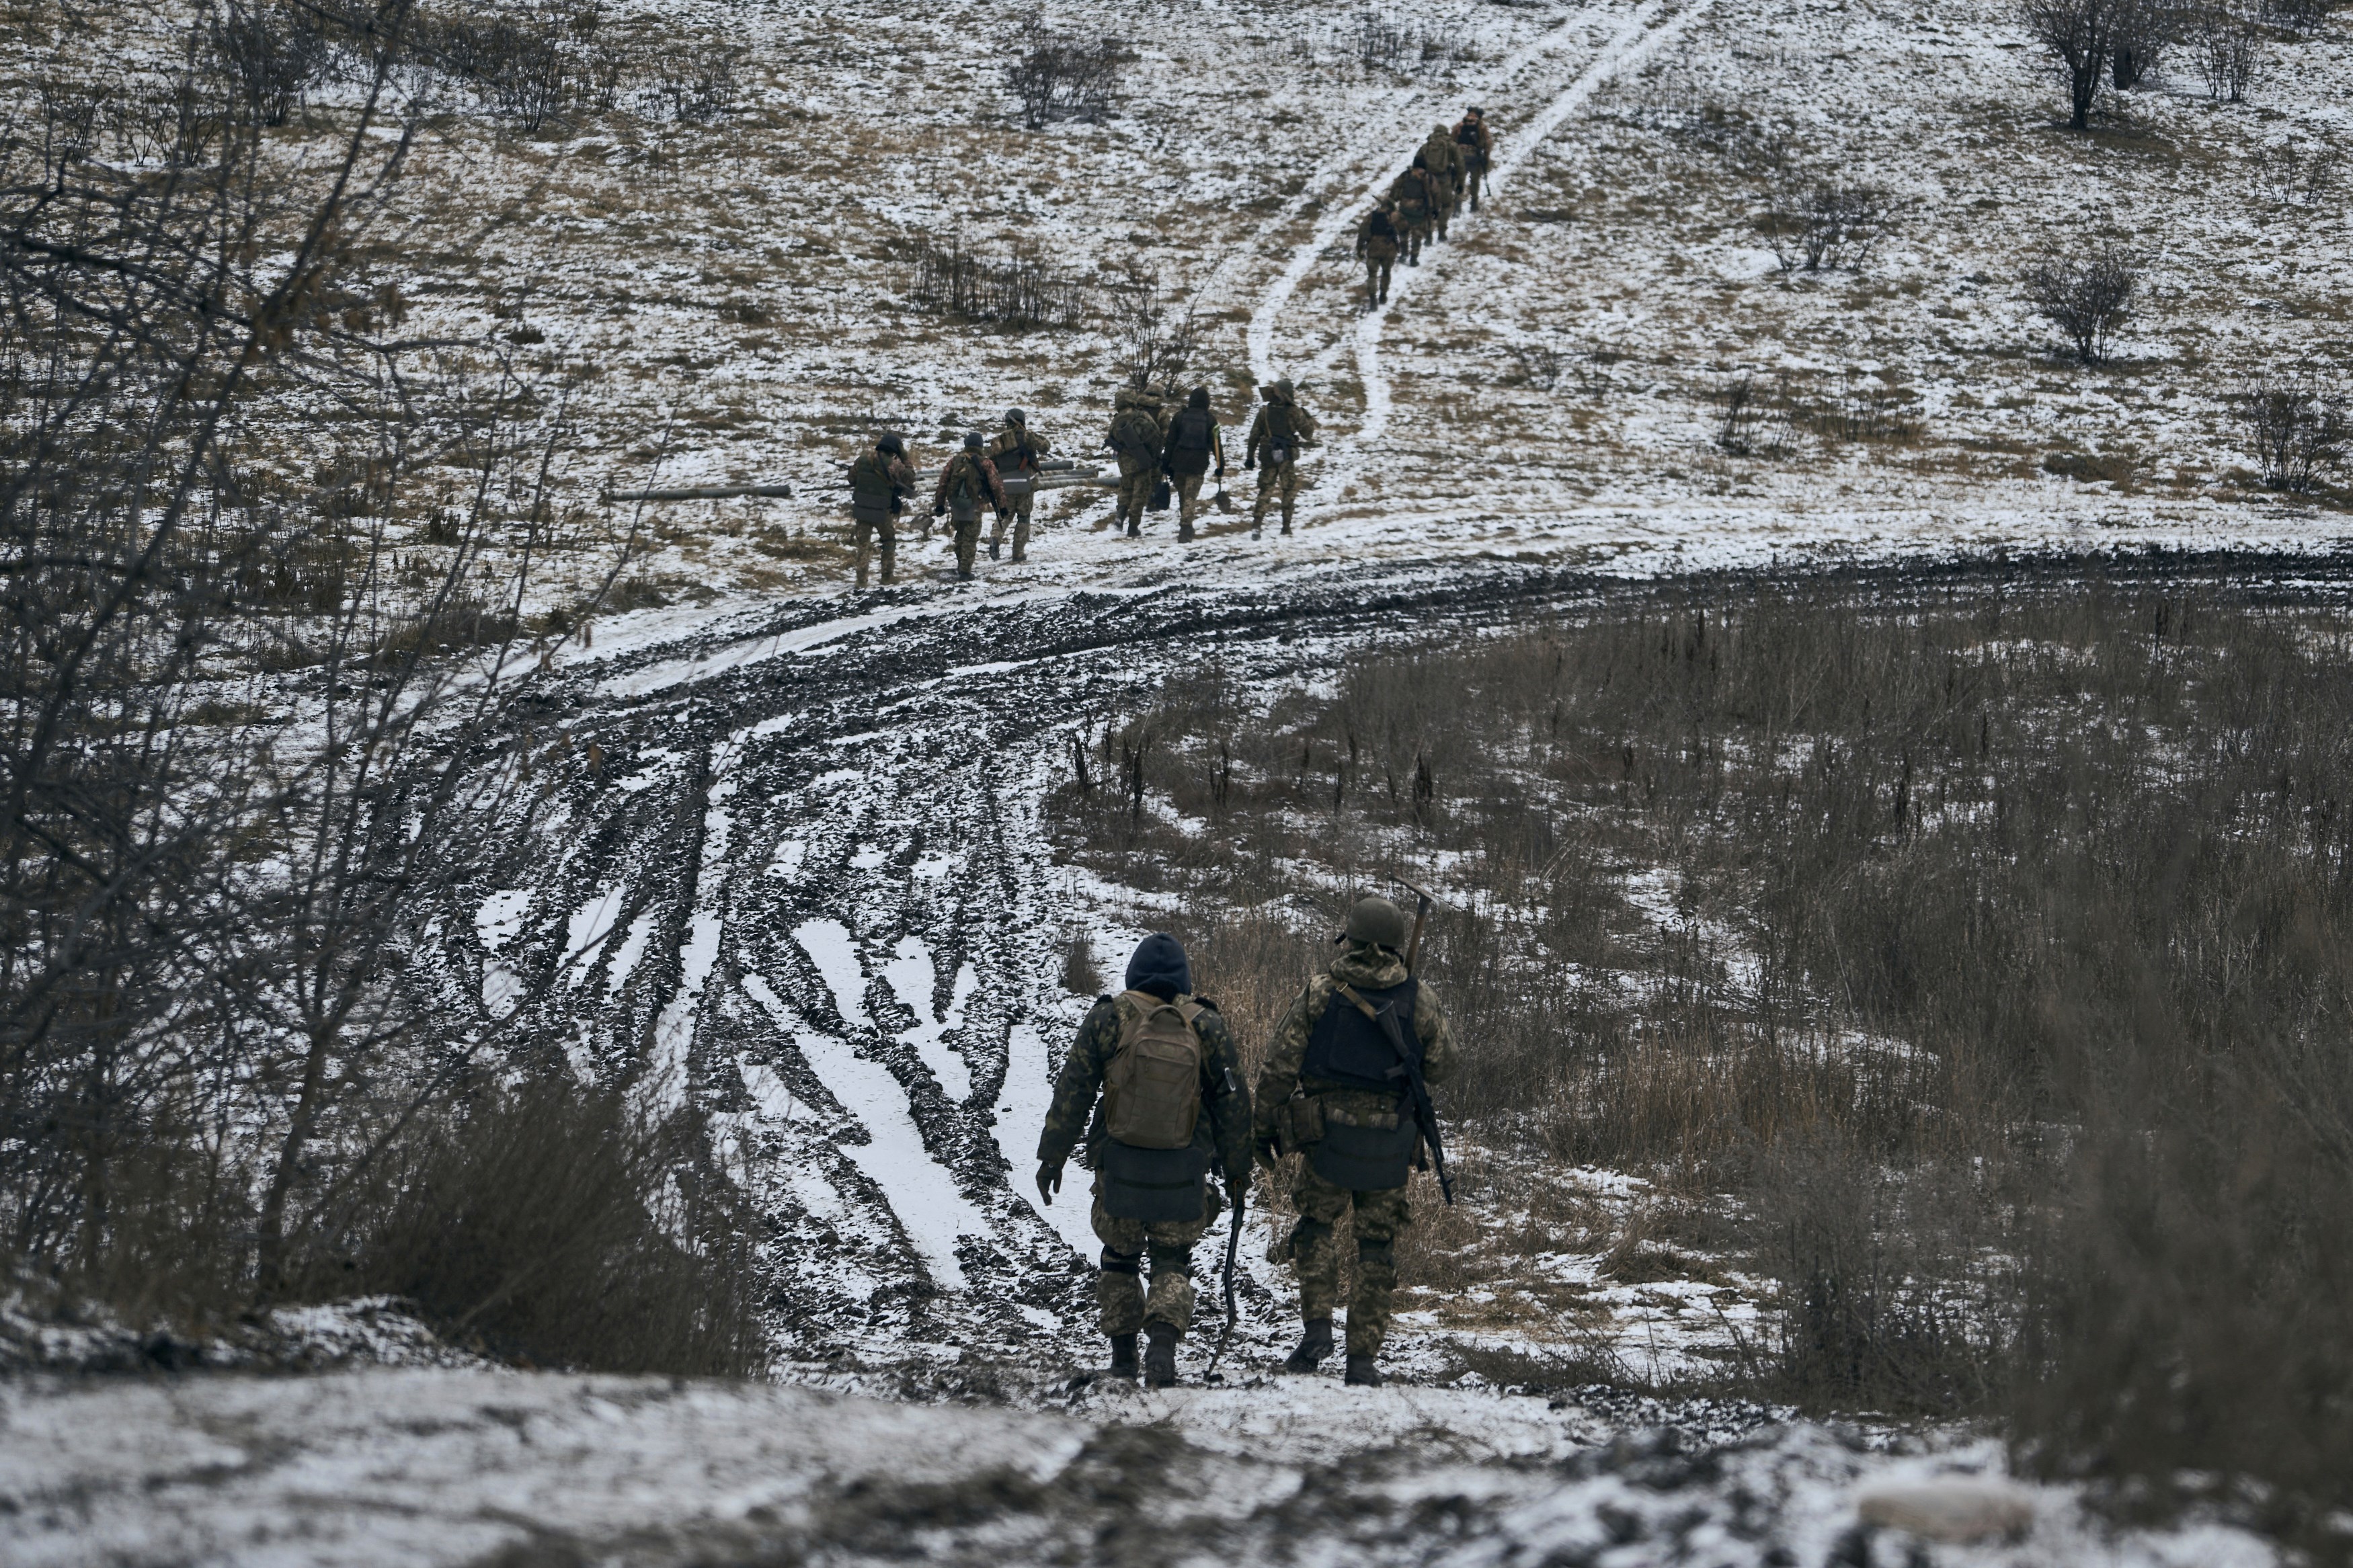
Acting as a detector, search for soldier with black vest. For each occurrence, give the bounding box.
[1252,895,1458,1386]
[1037,934,1253,1388]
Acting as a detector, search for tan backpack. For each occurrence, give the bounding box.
[1103,991,1205,1149]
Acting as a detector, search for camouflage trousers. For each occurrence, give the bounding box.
[1116,460,1156,531]
[1363,249,1394,308]
[1252,462,1300,532]
[852,512,897,589]
[987,507,1031,562]
[1172,472,1207,539]
[1284,1163,1410,1358]
[1400,216,1429,263]
[1092,1184,1209,1335]
[946,511,986,577]
[1434,185,1457,239]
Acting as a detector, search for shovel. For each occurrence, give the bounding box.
[1213,479,1234,514]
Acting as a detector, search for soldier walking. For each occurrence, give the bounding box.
[845,432,913,591]
[930,431,1008,581]
[1253,896,1456,1387]
[1162,387,1222,543]
[1036,934,1252,1389]
[1244,378,1316,538]
[984,409,1050,563]
[1105,388,1166,538]
[1454,106,1494,213]
[1389,157,1437,265]
[1422,123,1464,241]
[1355,199,1401,311]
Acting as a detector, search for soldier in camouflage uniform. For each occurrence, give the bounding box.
[1105,388,1166,538]
[1422,124,1464,240]
[1252,896,1456,1387]
[1161,386,1222,542]
[984,409,1050,563]
[1036,934,1253,1388]
[1355,200,1401,311]
[930,431,1008,581]
[845,432,913,591]
[1454,107,1494,213]
[1243,378,1316,537]
[1390,158,1436,266]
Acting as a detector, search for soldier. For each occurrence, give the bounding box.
[1355,199,1401,311]
[1242,378,1316,538]
[985,409,1050,563]
[845,432,913,591]
[1035,934,1252,1389]
[1389,157,1437,266]
[1252,895,1456,1387]
[1454,106,1494,213]
[1161,387,1222,543]
[930,431,1008,581]
[1422,123,1464,241]
[1105,388,1165,538]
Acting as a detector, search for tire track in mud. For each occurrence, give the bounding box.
[450,566,1577,1367]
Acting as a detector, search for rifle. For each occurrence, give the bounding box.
[1206,1180,1244,1380]
[1333,979,1453,1206]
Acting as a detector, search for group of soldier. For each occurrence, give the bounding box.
[1035,895,1454,1390]
[842,106,1496,588]
[1355,107,1493,311]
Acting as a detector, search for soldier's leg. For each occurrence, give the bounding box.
[1252,466,1279,532]
[1012,510,1031,562]
[1277,462,1301,534]
[1175,474,1201,540]
[1142,1215,1207,1334]
[955,518,981,578]
[1287,1161,1351,1328]
[1119,469,1152,536]
[1091,1192,1148,1344]
[877,517,897,585]
[1376,255,1393,304]
[852,516,873,590]
[1344,1184,1413,1362]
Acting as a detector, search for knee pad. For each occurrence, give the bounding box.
[1146,1241,1194,1277]
[1291,1218,1332,1253]
[1100,1248,1141,1275]
[1357,1238,1395,1270]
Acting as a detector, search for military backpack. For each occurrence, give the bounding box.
[1111,407,1162,462]
[1103,991,1205,1149]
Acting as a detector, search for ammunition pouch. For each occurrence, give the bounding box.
[1273,1094,1325,1156]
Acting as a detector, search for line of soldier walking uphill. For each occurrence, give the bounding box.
[841,108,1496,591]
[1034,893,1455,1390]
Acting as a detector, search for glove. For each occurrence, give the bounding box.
[1215,465,1224,481]
[1035,1161,1063,1205]
[1254,1134,1279,1169]
[931,503,944,518]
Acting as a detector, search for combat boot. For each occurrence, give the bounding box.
[1109,1333,1140,1382]
[1283,1318,1333,1373]
[1144,1322,1179,1389]
[1345,1353,1382,1387]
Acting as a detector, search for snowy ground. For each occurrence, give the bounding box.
[0,1366,2282,1567]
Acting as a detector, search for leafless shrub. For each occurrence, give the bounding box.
[2023,246,2138,362]
[2239,374,2346,491]
[2018,0,2162,127]
[1352,10,1469,74]
[2252,134,2338,204]
[209,0,333,126]
[2260,0,2333,34]
[1761,175,1895,273]
[908,236,1092,329]
[1006,28,1122,129]
[2187,1,2265,98]
[1106,261,1199,392]
[1506,341,1566,391]
[645,43,742,122]
[1715,374,1769,454]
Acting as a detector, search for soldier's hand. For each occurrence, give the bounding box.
[1035,1161,1063,1206]
[1254,1134,1279,1170]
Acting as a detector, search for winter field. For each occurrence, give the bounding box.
[7,0,2353,1563]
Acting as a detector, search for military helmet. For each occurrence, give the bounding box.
[1005,408,1026,427]
[1468,104,1486,117]
[963,430,984,450]
[1341,895,1408,950]
[877,433,905,456]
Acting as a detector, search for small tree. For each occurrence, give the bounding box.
[1105,262,1197,392]
[2024,247,2139,362]
[2188,2,2264,99]
[1006,30,1121,129]
[2241,375,2346,492]
[1761,175,1895,273]
[2019,0,2158,128]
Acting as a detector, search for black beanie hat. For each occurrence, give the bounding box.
[1124,933,1191,1000]
[1187,386,1209,410]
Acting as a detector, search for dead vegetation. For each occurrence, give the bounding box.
[1056,569,2353,1542]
